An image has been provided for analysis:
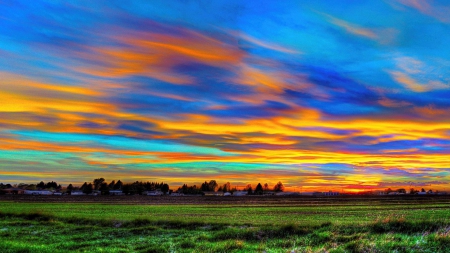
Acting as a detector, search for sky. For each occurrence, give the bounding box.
[1,0,450,192]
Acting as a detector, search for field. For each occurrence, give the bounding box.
[1,195,450,252]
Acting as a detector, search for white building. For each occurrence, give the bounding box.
[143,190,162,196]
[233,191,247,196]
[24,190,53,195]
[109,190,124,195]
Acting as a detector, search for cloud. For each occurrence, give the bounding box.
[389,71,448,92]
[230,31,300,54]
[74,27,244,85]
[376,180,447,188]
[396,0,450,23]
[388,56,449,92]
[324,14,377,39]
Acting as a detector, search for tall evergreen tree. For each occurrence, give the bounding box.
[254,183,263,195]
[108,180,115,189]
[114,180,123,190]
[247,186,253,195]
[80,182,88,191]
[67,184,74,194]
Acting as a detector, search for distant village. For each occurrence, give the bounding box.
[0,179,446,196]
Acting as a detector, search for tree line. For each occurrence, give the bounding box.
[1,179,286,195]
[0,182,62,191]
[180,180,285,195]
[385,188,439,194]
[70,178,170,195]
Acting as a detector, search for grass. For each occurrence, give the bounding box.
[1,197,450,252]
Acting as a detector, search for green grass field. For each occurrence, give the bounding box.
[1,196,450,252]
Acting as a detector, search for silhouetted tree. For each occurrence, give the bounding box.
[99,183,109,195]
[263,183,270,192]
[108,180,115,189]
[254,183,264,195]
[161,184,169,195]
[208,180,218,192]
[421,188,426,192]
[83,183,93,195]
[122,181,144,195]
[199,180,219,192]
[37,181,45,189]
[26,184,36,190]
[93,178,105,190]
[45,181,58,189]
[178,184,203,195]
[80,182,88,192]
[273,181,285,192]
[201,181,209,192]
[114,180,123,190]
[67,184,74,194]
[247,186,253,195]
[223,182,231,193]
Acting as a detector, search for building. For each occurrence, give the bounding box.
[142,190,162,196]
[202,191,221,196]
[1,188,25,194]
[109,190,124,195]
[24,190,53,195]
[323,191,339,196]
[233,191,247,196]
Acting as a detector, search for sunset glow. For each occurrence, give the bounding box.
[1,1,450,191]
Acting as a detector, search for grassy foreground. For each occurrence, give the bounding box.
[1,197,450,252]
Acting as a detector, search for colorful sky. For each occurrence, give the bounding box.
[1,1,450,191]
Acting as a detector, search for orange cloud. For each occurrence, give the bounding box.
[0,72,103,96]
[320,12,377,39]
[390,71,430,92]
[75,28,245,85]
